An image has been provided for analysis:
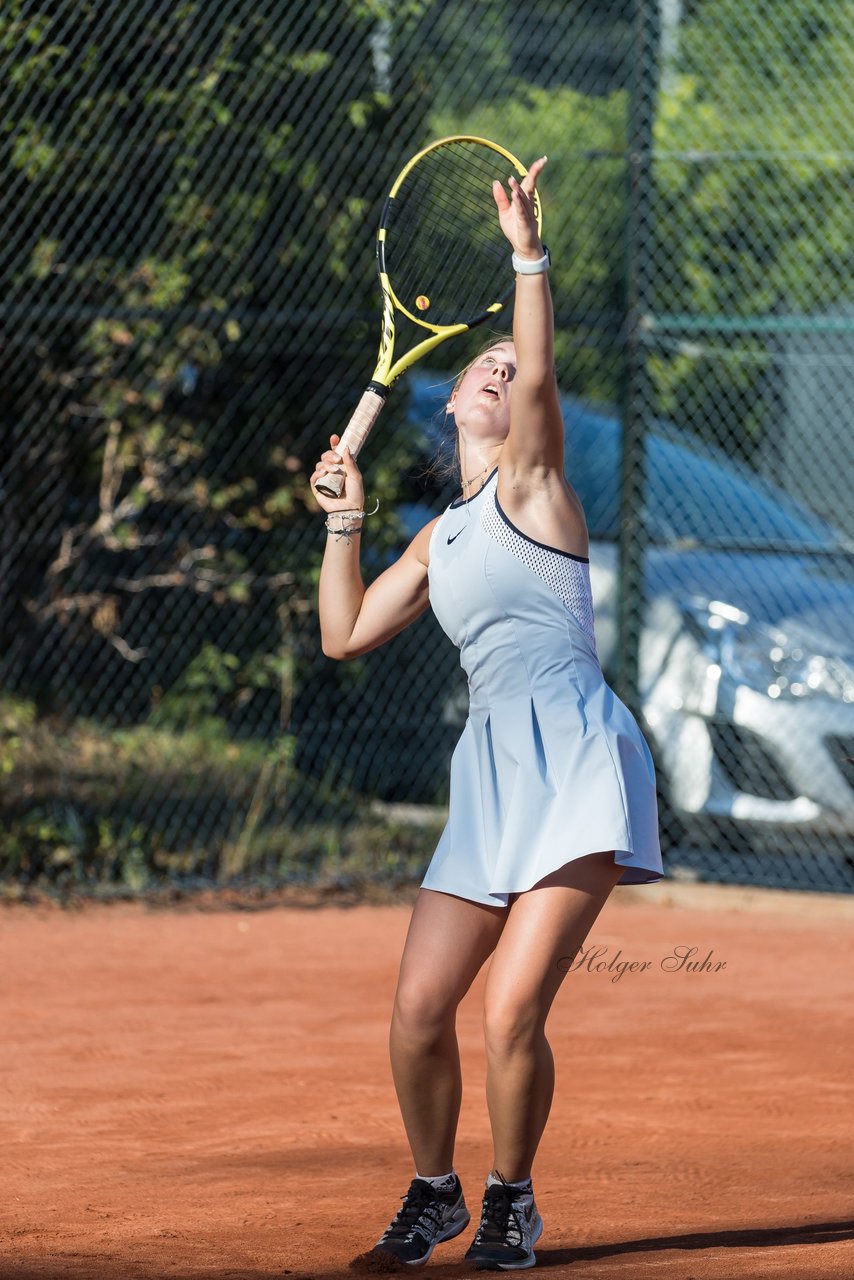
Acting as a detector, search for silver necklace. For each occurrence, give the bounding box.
[461,461,493,492]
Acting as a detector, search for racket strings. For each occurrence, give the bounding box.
[408,185,507,245]
[383,141,523,327]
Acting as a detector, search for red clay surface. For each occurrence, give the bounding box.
[1,882,853,1280]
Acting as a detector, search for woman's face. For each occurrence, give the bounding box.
[449,341,517,440]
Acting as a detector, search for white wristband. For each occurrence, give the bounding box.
[512,246,551,275]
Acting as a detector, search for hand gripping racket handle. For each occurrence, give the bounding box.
[314,385,387,499]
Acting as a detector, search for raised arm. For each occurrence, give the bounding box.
[311,436,435,660]
[493,157,564,478]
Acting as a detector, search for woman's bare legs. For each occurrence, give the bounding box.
[389,887,507,1175]
[482,852,625,1182]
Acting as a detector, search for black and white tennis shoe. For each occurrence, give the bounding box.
[372,1174,470,1265]
[464,1174,544,1270]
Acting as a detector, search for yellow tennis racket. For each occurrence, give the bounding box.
[314,134,543,498]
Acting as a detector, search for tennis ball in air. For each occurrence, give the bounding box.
[415,295,430,310]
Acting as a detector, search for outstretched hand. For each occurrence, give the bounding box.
[492,155,547,259]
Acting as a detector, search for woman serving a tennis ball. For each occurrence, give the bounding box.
[312,155,662,1271]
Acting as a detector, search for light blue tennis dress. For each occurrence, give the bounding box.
[421,468,663,906]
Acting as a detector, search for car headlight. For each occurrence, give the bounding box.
[685,600,854,703]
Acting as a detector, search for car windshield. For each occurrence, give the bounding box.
[564,402,841,550]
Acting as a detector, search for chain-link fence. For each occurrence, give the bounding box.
[1,0,853,898]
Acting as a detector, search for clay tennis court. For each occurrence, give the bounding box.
[1,881,852,1279]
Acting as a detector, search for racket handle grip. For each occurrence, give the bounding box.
[315,385,387,499]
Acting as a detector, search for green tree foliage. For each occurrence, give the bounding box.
[425,0,853,456]
[0,0,426,726]
[651,0,854,448]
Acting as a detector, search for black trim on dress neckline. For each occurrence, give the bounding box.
[494,491,590,563]
[449,467,499,508]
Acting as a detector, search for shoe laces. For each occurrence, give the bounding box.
[382,1180,449,1243]
[475,1183,524,1247]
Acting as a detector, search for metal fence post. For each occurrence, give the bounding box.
[617,0,659,720]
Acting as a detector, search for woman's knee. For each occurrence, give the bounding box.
[482,995,546,1058]
[391,976,459,1042]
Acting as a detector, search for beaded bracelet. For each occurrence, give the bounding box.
[325,511,365,539]
[324,497,379,540]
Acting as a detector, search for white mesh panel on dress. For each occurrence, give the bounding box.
[482,493,597,648]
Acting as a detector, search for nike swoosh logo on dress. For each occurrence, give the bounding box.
[447,529,463,544]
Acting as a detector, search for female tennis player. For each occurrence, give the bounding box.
[311,156,663,1271]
